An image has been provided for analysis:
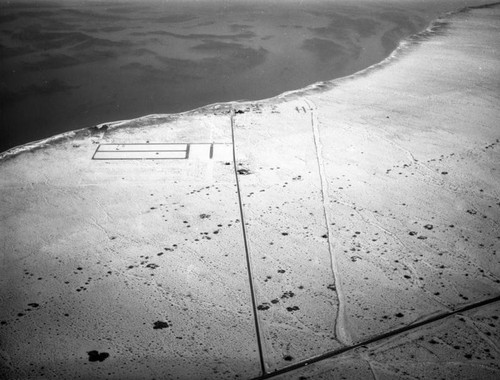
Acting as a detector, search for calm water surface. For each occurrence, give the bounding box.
[0,0,487,151]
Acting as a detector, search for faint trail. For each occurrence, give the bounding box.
[230,110,266,376]
[361,355,382,380]
[460,314,500,355]
[304,97,350,345]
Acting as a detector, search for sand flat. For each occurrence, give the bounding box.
[0,113,262,379]
[1,3,499,380]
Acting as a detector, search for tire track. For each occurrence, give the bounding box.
[304,97,350,345]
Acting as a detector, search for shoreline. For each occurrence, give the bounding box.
[1,1,495,161]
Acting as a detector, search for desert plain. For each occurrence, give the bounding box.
[1,3,500,380]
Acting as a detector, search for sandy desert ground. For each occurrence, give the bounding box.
[1,3,499,380]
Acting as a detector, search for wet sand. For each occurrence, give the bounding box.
[1,3,499,380]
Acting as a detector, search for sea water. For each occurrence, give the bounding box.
[0,0,488,152]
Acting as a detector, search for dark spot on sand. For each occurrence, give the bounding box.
[395,312,404,318]
[237,168,251,175]
[281,232,289,236]
[199,213,210,219]
[424,224,433,230]
[286,306,300,312]
[277,269,286,274]
[153,321,170,329]
[284,355,294,361]
[281,291,295,299]
[146,263,159,269]
[28,303,39,308]
[257,304,270,311]
[87,350,109,362]
[409,231,417,236]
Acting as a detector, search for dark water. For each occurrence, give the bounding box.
[0,0,485,152]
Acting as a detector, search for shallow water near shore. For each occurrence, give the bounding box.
[0,0,491,152]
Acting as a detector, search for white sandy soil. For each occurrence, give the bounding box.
[1,3,499,380]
